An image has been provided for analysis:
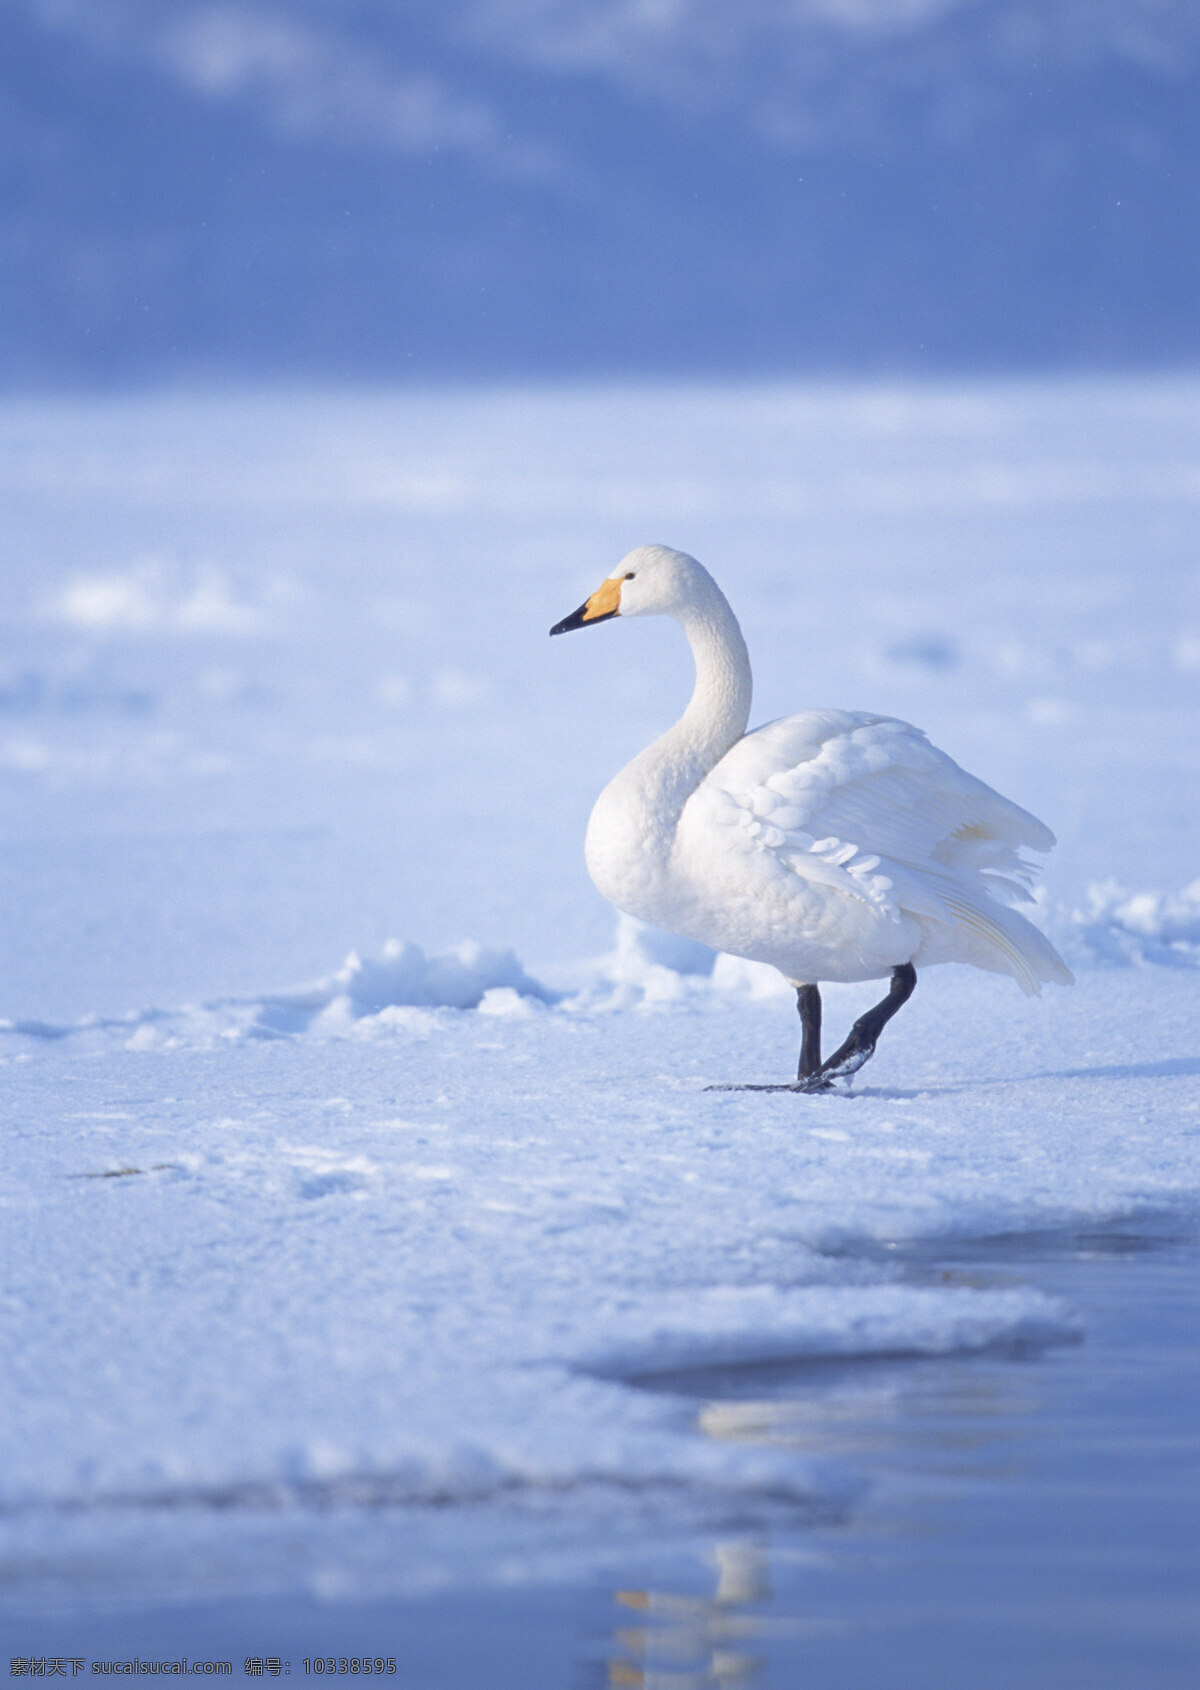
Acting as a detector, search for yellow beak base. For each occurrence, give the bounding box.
[550,576,623,636]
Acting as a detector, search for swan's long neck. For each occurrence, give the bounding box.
[645,592,753,817]
[586,585,752,910]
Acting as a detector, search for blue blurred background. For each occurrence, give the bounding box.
[4,0,1199,387]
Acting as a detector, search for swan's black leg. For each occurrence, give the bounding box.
[816,963,917,1085]
[703,970,914,1094]
[796,985,828,1085]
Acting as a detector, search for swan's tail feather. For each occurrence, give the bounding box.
[885,860,1073,994]
[940,892,1073,995]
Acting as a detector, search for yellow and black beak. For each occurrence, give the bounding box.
[550,575,623,636]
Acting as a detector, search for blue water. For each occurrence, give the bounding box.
[3,1221,1197,1688]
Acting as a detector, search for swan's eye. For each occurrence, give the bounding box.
[625,572,636,580]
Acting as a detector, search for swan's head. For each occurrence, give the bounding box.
[550,545,715,635]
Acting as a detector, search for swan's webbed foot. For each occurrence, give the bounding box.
[791,1070,837,1094]
[704,1080,833,1092]
[704,967,916,1093]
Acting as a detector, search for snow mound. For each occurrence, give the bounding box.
[1070,878,1200,968]
[571,914,790,1007]
[235,939,556,1041]
[314,939,553,1015]
[0,939,555,1048]
[9,883,1200,1057]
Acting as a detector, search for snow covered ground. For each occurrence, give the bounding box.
[0,376,1198,1631]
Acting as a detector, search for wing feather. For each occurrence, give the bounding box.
[702,710,1069,991]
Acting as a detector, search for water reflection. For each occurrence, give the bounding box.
[601,1226,1197,1687]
[604,1326,1052,1682]
[608,1542,773,1688]
[696,1365,1038,1471]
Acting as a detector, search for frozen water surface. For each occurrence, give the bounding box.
[0,377,1197,1678]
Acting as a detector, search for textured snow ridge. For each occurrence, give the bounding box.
[566,1283,1076,1380]
[0,920,858,1049]
[4,888,1200,1057]
[0,939,556,1049]
[0,1269,1072,1519]
[0,1377,845,1518]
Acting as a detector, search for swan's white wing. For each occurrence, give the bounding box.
[711,710,1054,858]
[692,710,1070,992]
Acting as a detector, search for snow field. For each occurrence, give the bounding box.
[2,934,1197,1608]
[0,375,1198,1612]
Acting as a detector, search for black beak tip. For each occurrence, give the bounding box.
[550,602,590,636]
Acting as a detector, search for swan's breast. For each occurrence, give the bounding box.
[584,768,675,920]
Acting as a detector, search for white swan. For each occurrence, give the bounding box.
[551,545,1072,1091]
